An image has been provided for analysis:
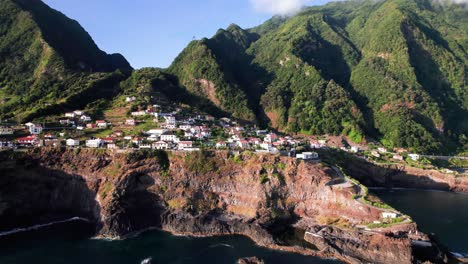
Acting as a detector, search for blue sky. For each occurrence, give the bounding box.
[43,0,330,69]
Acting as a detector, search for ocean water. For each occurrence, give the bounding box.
[0,221,340,264]
[373,189,468,253]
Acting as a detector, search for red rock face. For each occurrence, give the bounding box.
[0,149,448,263]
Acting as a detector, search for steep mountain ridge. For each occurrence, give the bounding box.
[0,0,131,121]
[169,0,467,153]
[0,0,466,153]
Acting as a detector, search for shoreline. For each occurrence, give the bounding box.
[368,186,468,195]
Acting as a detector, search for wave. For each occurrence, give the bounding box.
[209,243,234,248]
[141,257,153,264]
[451,252,468,258]
[0,217,90,237]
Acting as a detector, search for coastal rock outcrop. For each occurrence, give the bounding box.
[0,149,449,263]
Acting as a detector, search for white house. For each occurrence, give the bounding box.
[0,127,14,135]
[29,124,43,135]
[139,144,152,149]
[160,132,177,142]
[147,135,159,141]
[66,139,80,147]
[179,125,192,131]
[382,212,398,219]
[86,139,103,148]
[296,152,319,160]
[73,110,85,116]
[125,119,136,126]
[164,116,176,123]
[178,141,193,150]
[126,96,136,103]
[378,147,387,154]
[80,115,92,122]
[408,154,421,161]
[146,129,167,136]
[131,111,147,117]
[350,146,360,153]
[216,141,227,149]
[65,112,76,118]
[260,143,271,150]
[152,141,169,150]
[264,133,278,143]
[96,120,108,129]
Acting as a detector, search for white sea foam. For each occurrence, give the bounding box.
[141,257,152,264]
[0,217,89,237]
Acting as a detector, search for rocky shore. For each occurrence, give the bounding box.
[0,149,451,263]
[331,152,468,193]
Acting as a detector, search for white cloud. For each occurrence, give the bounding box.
[250,0,312,15]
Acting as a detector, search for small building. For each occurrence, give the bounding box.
[216,141,227,149]
[179,125,192,131]
[0,140,14,149]
[382,212,398,219]
[350,146,360,153]
[152,141,169,150]
[16,135,39,146]
[86,139,103,148]
[264,133,278,143]
[96,120,108,129]
[0,127,14,135]
[178,141,193,150]
[73,110,85,116]
[408,154,420,161]
[131,111,147,117]
[126,96,136,103]
[86,123,97,129]
[296,152,319,160]
[102,137,115,144]
[125,119,136,126]
[393,155,404,161]
[147,135,159,141]
[378,147,387,154]
[371,151,381,158]
[80,115,92,122]
[160,132,177,142]
[59,119,73,125]
[29,124,43,135]
[107,143,118,149]
[44,133,56,139]
[66,139,80,147]
[65,112,76,118]
[146,129,167,136]
[139,144,152,149]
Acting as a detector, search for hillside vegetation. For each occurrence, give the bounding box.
[0,0,466,154]
[0,0,131,121]
[169,0,467,153]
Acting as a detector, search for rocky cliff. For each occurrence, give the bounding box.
[0,149,448,263]
[329,152,468,193]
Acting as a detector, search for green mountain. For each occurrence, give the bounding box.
[0,0,132,121]
[169,0,468,153]
[1,0,466,153]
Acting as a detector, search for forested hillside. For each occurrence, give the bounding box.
[0,0,131,121]
[169,0,467,153]
[1,0,466,153]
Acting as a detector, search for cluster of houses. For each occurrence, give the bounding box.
[0,102,423,164]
